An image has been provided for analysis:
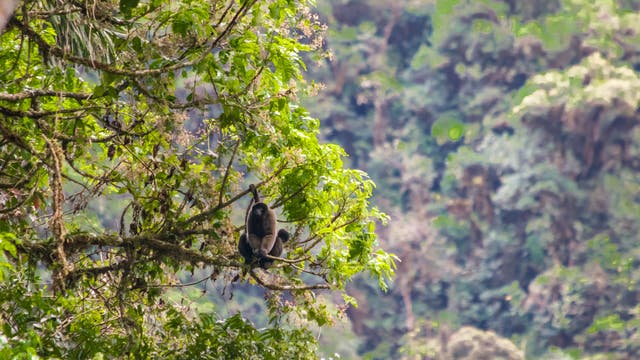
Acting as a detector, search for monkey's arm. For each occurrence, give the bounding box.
[238,233,254,264]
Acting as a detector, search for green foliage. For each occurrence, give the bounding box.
[431,112,466,144]
[587,314,625,335]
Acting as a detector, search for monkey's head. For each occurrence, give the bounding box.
[252,202,269,216]
[277,229,290,242]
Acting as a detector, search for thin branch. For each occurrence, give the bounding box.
[262,253,311,265]
[213,0,235,28]
[217,140,240,207]
[68,261,130,279]
[288,263,326,277]
[0,182,38,214]
[271,178,314,209]
[118,201,133,237]
[0,120,38,154]
[249,270,330,291]
[148,272,213,288]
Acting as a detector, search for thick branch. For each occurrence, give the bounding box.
[0,105,100,119]
[66,232,234,266]
[0,89,91,101]
[44,135,71,293]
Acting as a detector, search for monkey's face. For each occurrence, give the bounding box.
[252,203,268,216]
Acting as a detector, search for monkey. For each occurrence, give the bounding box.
[237,185,289,268]
[238,228,290,269]
[245,185,277,257]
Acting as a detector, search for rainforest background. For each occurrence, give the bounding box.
[309,0,640,358]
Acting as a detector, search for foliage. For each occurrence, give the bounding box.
[0,0,395,357]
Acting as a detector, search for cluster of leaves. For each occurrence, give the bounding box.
[0,0,395,357]
[309,0,640,358]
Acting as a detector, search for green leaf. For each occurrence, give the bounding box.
[119,0,140,17]
[587,314,625,334]
[432,112,465,143]
[448,124,464,141]
[0,232,18,257]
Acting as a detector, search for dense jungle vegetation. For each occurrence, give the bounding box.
[308,0,640,358]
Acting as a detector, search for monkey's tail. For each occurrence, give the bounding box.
[244,184,259,229]
[249,184,260,203]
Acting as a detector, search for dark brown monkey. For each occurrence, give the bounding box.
[245,185,277,257]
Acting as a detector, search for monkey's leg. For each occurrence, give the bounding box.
[247,233,262,255]
[238,233,254,264]
[258,234,276,257]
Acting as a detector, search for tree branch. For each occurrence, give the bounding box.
[0,89,91,101]
[249,270,330,291]
[218,140,240,207]
[44,134,72,293]
[64,231,235,267]
[0,104,101,119]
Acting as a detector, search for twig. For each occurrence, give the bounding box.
[262,253,310,264]
[218,140,240,207]
[148,272,214,288]
[249,270,330,291]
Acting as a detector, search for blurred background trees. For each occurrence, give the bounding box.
[307,0,640,358]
